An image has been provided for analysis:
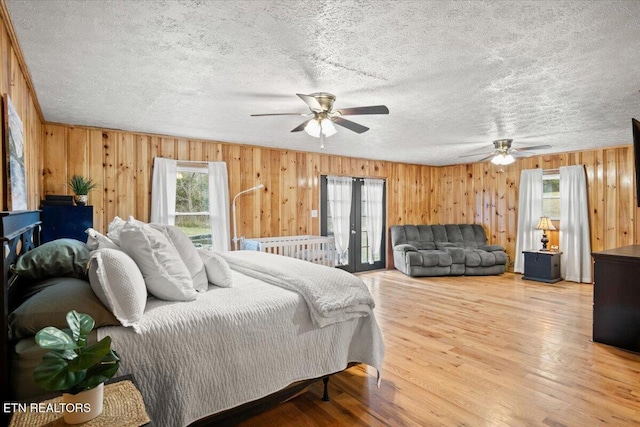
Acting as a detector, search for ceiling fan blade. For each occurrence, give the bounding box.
[291,119,313,132]
[459,151,494,158]
[332,117,369,134]
[479,154,496,162]
[250,113,305,117]
[514,144,552,151]
[335,105,390,115]
[296,93,323,112]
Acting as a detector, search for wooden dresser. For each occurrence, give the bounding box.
[591,245,640,352]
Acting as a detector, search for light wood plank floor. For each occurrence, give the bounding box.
[240,271,640,426]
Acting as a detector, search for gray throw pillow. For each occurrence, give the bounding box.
[8,277,118,339]
[12,238,90,280]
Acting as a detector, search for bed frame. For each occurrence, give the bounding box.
[241,235,336,267]
[1,210,41,423]
[0,211,337,426]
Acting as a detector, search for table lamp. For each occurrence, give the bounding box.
[535,216,556,251]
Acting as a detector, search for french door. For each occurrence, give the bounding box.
[320,176,386,273]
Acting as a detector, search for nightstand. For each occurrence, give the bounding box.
[522,250,563,283]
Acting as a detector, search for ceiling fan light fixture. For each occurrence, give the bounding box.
[491,153,515,165]
[304,118,336,138]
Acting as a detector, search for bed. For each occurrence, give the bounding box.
[1,211,384,426]
[241,235,336,266]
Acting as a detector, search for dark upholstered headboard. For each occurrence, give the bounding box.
[0,211,41,408]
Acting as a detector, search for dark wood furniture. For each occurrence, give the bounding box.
[522,250,562,283]
[41,204,93,243]
[592,245,640,353]
[1,211,41,426]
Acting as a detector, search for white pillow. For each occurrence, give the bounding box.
[119,220,197,301]
[150,224,208,292]
[88,248,147,328]
[107,215,147,244]
[106,216,127,245]
[86,228,120,251]
[198,249,233,288]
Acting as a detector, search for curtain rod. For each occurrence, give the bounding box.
[543,168,559,175]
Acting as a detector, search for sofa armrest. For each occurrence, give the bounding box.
[479,244,505,252]
[394,244,418,253]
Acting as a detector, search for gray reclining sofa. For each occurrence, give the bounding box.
[390,224,507,277]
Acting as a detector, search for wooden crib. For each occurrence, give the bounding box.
[241,235,336,267]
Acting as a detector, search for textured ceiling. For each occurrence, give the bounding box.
[5,0,640,165]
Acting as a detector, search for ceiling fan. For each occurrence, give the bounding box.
[251,92,389,149]
[460,139,552,165]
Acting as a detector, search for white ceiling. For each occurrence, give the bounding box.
[6,0,640,166]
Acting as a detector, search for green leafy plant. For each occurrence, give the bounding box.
[68,175,98,196]
[34,310,120,394]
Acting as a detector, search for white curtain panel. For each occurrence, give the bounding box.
[514,169,544,273]
[363,178,384,264]
[559,165,592,283]
[208,162,231,252]
[327,176,353,264]
[150,157,177,225]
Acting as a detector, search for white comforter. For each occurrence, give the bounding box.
[97,267,385,427]
[222,250,375,327]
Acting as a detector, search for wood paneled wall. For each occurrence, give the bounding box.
[438,146,640,268]
[42,124,438,266]
[0,5,44,210]
[41,122,639,270]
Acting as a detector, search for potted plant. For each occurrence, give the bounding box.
[34,310,120,424]
[68,175,98,206]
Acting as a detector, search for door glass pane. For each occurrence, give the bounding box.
[326,202,349,266]
[360,192,380,264]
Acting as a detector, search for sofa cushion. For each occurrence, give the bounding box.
[418,250,452,267]
[464,250,481,267]
[480,244,505,252]
[464,249,500,267]
[406,251,425,266]
[441,247,465,264]
[410,240,436,250]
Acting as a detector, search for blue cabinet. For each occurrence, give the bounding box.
[41,205,93,243]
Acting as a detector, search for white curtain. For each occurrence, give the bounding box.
[327,176,353,264]
[150,157,177,225]
[514,169,543,273]
[363,178,384,264]
[208,162,231,252]
[559,165,591,283]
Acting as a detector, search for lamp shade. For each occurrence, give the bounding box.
[491,153,515,165]
[535,216,556,231]
[304,118,337,138]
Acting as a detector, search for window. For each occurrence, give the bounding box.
[542,174,560,220]
[175,165,211,248]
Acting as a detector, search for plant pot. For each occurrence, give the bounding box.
[61,383,104,424]
[74,194,88,206]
